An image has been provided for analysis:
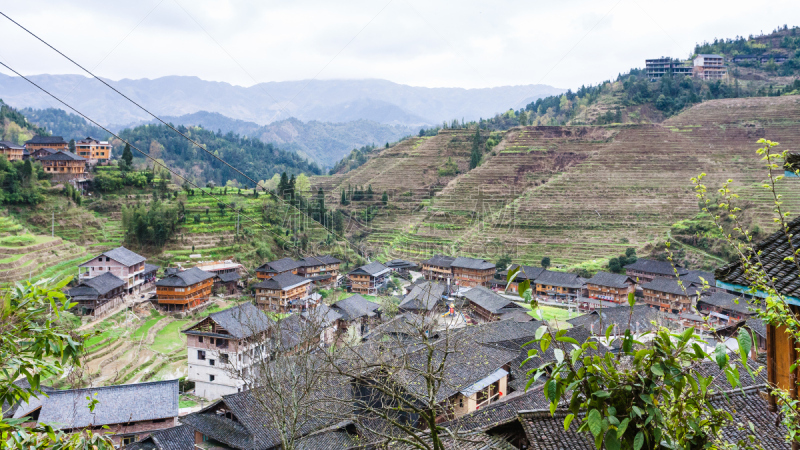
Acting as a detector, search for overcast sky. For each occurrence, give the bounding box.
[1,0,797,90]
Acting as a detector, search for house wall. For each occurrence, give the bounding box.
[349,273,387,295]
[642,289,692,313]
[255,283,311,312]
[80,257,145,289]
[42,160,85,175]
[256,268,297,280]
[422,264,452,281]
[299,263,340,277]
[535,283,581,299]
[26,142,67,151]
[0,148,23,161]
[157,278,214,311]
[587,283,635,303]
[75,142,112,161]
[452,267,494,287]
[83,417,177,445]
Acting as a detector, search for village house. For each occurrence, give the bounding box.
[142,263,159,290]
[696,291,753,326]
[195,259,243,277]
[745,317,767,358]
[451,256,496,288]
[641,277,699,314]
[624,258,688,283]
[463,286,526,322]
[585,271,636,304]
[421,254,456,282]
[398,280,447,316]
[307,294,382,345]
[297,255,342,286]
[253,272,313,313]
[183,303,274,400]
[0,140,24,161]
[79,246,147,294]
[568,304,663,336]
[255,257,302,280]
[74,136,112,162]
[65,271,126,317]
[38,150,88,181]
[28,147,58,160]
[155,267,215,312]
[214,271,241,295]
[385,259,419,278]
[347,261,391,295]
[125,425,195,450]
[23,135,68,152]
[534,270,585,301]
[500,264,545,293]
[11,380,179,446]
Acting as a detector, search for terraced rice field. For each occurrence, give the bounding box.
[313,96,800,267]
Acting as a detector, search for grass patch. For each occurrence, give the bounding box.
[179,400,198,408]
[150,320,190,354]
[132,316,164,340]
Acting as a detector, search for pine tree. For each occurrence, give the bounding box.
[340,189,348,205]
[366,184,374,200]
[278,172,289,198]
[381,191,388,205]
[68,139,75,153]
[121,143,133,169]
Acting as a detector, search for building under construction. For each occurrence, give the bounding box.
[645,54,726,80]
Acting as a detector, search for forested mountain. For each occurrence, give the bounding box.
[118,124,322,187]
[21,107,110,140]
[0,99,47,144]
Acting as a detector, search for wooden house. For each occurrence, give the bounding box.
[640,277,699,314]
[624,258,688,283]
[255,257,302,280]
[297,255,341,286]
[0,140,24,161]
[534,270,585,301]
[38,150,87,181]
[24,135,67,152]
[79,246,147,293]
[305,294,381,345]
[398,280,446,316]
[462,286,525,322]
[253,272,312,313]
[214,271,241,296]
[74,136,112,162]
[155,267,215,312]
[65,271,126,317]
[451,257,495,288]
[585,271,635,304]
[696,291,753,326]
[500,264,545,293]
[347,262,391,295]
[385,259,419,278]
[29,147,58,160]
[421,254,456,282]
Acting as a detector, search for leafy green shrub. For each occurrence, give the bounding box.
[0,235,36,246]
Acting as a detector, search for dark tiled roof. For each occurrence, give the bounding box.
[624,258,688,276]
[185,303,274,339]
[20,380,178,429]
[215,271,241,283]
[708,386,788,449]
[694,359,766,390]
[302,303,343,328]
[585,271,634,288]
[697,291,752,316]
[467,318,546,345]
[102,246,146,266]
[253,272,310,290]
[503,264,546,281]
[180,409,253,449]
[144,263,160,274]
[534,270,585,289]
[67,272,126,299]
[441,386,549,432]
[0,140,23,150]
[641,277,700,296]
[716,215,800,298]
[463,286,519,314]
[746,317,767,339]
[387,431,516,449]
[295,422,360,450]
[567,304,662,335]
[156,267,215,287]
[331,294,380,321]
[681,269,715,286]
[25,135,66,145]
[385,259,418,270]
[300,255,342,267]
[349,261,390,276]
[127,424,195,450]
[399,281,446,311]
[256,257,303,274]
[499,310,536,322]
[451,256,495,271]
[421,254,456,268]
[519,409,591,449]
[38,150,86,161]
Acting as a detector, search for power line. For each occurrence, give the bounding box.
[0,59,302,259]
[0,11,363,257]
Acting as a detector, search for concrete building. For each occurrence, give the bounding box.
[645,57,694,79]
[74,136,112,163]
[693,54,726,79]
[79,246,147,293]
[183,303,274,400]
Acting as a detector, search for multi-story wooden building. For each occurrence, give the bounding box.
[641,277,699,314]
[585,271,636,304]
[501,264,545,293]
[253,272,312,313]
[75,136,112,162]
[24,135,68,152]
[696,291,753,326]
[421,254,455,282]
[451,257,495,288]
[463,286,526,322]
[66,271,127,317]
[29,147,58,160]
[0,140,24,161]
[298,255,342,286]
[183,303,274,400]
[38,150,87,181]
[534,270,585,301]
[347,262,391,295]
[155,267,215,312]
[79,246,147,293]
[255,257,302,280]
[624,258,688,283]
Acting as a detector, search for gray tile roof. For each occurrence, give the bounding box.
[421,254,456,268]
[708,386,788,449]
[503,264,545,281]
[464,318,546,345]
[746,317,767,339]
[385,259,418,270]
[18,380,178,430]
[302,302,343,328]
[126,424,195,450]
[185,302,274,339]
[399,281,445,311]
[441,386,549,432]
[215,271,241,283]
[349,261,390,277]
[463,286,520,314]
[300,255,342,267]
[253,272,311,290]
[681,269,715,286]
[716,215,800,298]
[295,422,360,450]
[451,256,495,271]
[641,277,700,296]
[697,291,752,316]
[585,271,634,289]
[519,409,591,449]
[331,294,380,321]
[387,431,516,449]
[38,150,86,161]
[67,272,126,298]
[0,140,23,150]
[100,246,147,266]
[25,135,67,145]
[534,270,585,289]
[567,304,662,335]
[156,267,215,287]
[624,258,688,277]
[256,257,303,274]
[144,263,160,274]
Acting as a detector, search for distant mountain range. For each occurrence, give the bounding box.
[0,74,563,128]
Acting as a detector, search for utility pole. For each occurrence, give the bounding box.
[51,210,54,237]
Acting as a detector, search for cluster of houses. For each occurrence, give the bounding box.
[0,135,111,182]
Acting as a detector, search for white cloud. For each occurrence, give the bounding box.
[1,0,798,90]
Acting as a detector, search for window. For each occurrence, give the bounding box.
[152,418,166,423]
[220,354,229,364]
[209,374,215,382]
[459,398,464,408]
[197,350,206,360]
[198,336,203,343]
[209,359,215,366]
[121,436,136,445]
